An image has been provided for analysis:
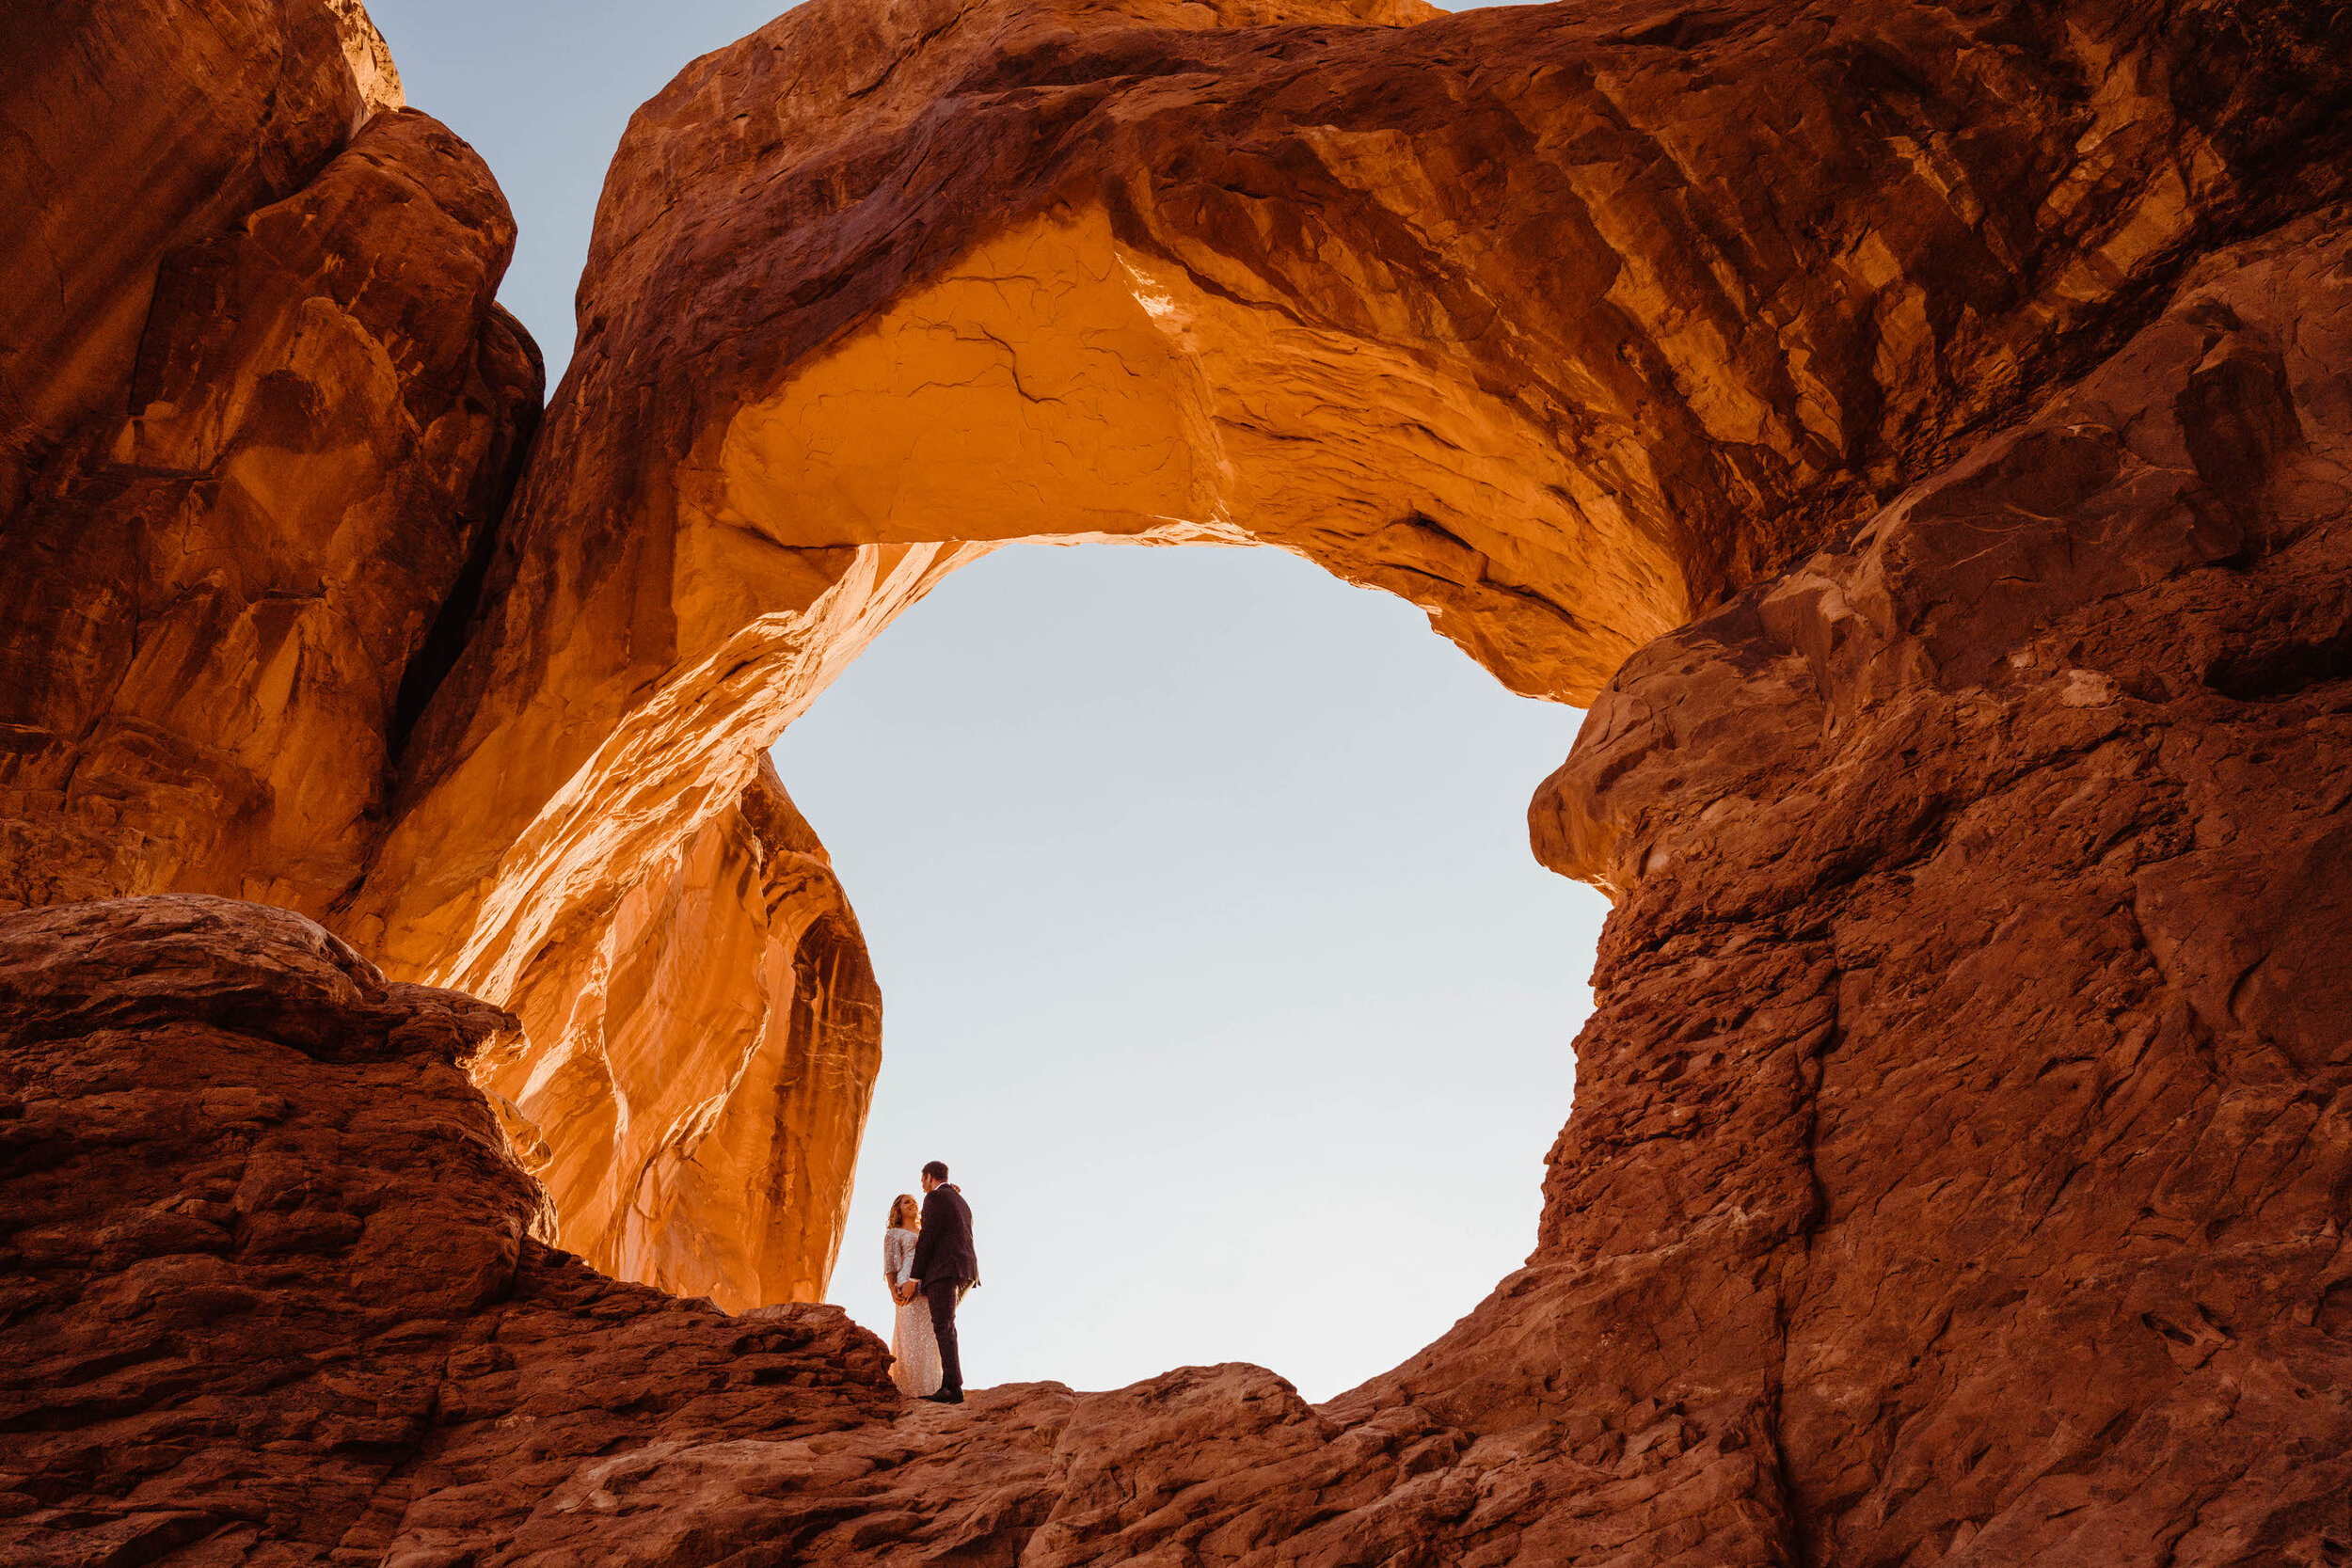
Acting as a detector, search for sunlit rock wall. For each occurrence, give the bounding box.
[8,215,2352,1563]
[349,0,2348,1325]
[471,754,880,1310]
[0,1,884,1308]
[0,0,538,915]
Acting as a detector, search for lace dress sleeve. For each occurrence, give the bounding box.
[883,1229,906,1288]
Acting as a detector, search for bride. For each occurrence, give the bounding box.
[882,1194,942,1398]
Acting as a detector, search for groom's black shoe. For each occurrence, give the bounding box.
[922,1389,964,1405]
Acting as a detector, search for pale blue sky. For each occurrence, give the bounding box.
[371,0,1600,1402]
[779,545,1597,1399]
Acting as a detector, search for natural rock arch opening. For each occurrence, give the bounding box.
[7,0,2352,1559]
[330,0,2306,1318]
[427,491,1620,1321]
[773,540,1602,1394]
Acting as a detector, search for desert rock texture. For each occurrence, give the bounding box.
[467,755,882,1311]
[0,0,879,1306]
[1510,213,2352,1566]
[1,0,2349,1562]
[0,897,895,1563]
[349,0,2350,1315]
[0,0,538,915]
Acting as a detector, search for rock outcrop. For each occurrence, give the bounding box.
[344,0,2349,1315]
[469,754,881,1311]
[0,0,539,915]
[0,896,894,1563]
[0,1,880,1305]
[1502,209,2352,1568]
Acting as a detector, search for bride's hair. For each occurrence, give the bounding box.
[889,1193,921,1230]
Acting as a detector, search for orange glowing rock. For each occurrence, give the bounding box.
[1,0,2349,1559]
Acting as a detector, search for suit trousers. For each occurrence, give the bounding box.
[922,1276,968,1394]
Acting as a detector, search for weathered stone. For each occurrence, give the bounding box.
[0,0,2348,1561]
[470,753,881,1311]
[348,0,2351,1311]
[1,0,389,521]
[1512,210,2352,1568]
[0,0,889,1318]
[0,895,893,1564]
[0,1,540,917]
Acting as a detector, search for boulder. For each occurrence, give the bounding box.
[0,895,894,1563]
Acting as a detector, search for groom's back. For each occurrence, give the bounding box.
[914,1184,978,1285]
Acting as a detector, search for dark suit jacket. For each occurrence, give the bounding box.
[912,1184,978,1287]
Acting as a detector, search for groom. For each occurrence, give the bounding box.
[910,1159,978,1404]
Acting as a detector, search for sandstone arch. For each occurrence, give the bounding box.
[5,0,2352,1560]
[347,0,2330,1306]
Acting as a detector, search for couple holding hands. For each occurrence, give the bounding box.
[880,1160,979,1404]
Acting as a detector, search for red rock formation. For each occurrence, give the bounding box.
[1,1,2349,1560]
[1508,211,2352,1567]
[344,0,2350,1311]
[13,0,2344,1328]
[0,0,539,914]
[0,1,882,1307]
[0,0,402,521]
[0,896,892,1562]
[470,754,881,1311]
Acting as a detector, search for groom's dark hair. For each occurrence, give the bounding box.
[922,1160,949,1181]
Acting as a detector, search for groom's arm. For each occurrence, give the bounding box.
[910,1194,940,1279]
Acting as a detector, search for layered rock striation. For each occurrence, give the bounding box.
[0,897,892,1563]
[9,0,2345,1318]
[1502,209,2352,1567]
[0,1,881,1305]
[346,0,2349,1312]
[0,1,2349,1561]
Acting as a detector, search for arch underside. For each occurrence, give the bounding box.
[343,0,2275,1322]
[3,0,2349,1558]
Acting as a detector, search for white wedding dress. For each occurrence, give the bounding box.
[883,1226,943,1397]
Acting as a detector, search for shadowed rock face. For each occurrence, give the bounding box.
[0,1,879,1308]
[0,0,402,524]
[1,1,2350,1560]
[1503,212,2352,1568]
[0,897,894,1564]
[0,1,539,915]
[343,0,2348,1309]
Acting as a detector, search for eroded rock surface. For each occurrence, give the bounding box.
[0,896,893,1564]
[0,1,877,1307]
[471,754,882,1312]
[0,1,540,915]
[1,1,2349,1561]
[0,895,1512,1566]
[1,0,403,519]
[10,0,2344,1323]
[1510,212,2352,1566]
[349,0,2350,1313]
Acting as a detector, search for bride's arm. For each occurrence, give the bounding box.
[883,1232,915,1303]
